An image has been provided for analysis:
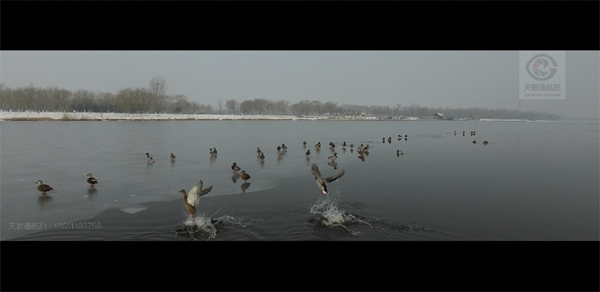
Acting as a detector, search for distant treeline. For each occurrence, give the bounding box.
[0,81,561,120]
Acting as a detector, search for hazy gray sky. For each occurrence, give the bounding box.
[1,51,597,119]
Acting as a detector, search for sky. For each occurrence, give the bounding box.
[1,51,598,119]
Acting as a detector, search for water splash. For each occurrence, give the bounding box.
[176,204,245,240]
[309,192,371,237]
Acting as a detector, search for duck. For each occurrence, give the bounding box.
[342,141,346,147]
[277,149,283,157]
[240,170,251,182]
[277,145,282,152]
[306,149,311,157]
[397,150,404,156]
[231,162,241,173]
[350,143,354,148]
[363,144,370,151]
[483,141,488,145]
[259,152,265,161]
[328,153,337,161]
[36,180,54,195]
[329,142,335,148]
[473,141,476,144]
[210,148,213,156]
[146,153,154,164]
[86,173,98,187]
[311,163,345,195]
[303,141,307,147]
[170,153,176,160]
[315,142,321,149]
[257,147,262,155]
[212,147,218,156]
[281,143,288,150]
[179,180,213,218]
[382,137,386,142]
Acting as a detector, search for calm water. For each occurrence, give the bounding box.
[1,120,598,240]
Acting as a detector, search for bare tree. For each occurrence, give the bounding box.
[216,98,223,114]
[240,99,254,114]
[225,99,239,114]
[0,83,10,110]
[50,87,71,112]
[149,76,168,112]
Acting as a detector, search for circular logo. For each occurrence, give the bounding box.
[525,54,558,81]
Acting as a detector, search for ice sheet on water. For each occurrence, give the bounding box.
[120,206,148,214]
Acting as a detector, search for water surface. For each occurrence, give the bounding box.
[1,120,598,240]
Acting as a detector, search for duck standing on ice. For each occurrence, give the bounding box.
[36,180,54,195]
[87,173,98,187]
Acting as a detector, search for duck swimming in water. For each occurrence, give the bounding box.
[179,180,213,218]
[87,173,98,187]
[257,147,262,155]
[259,152,265,161]
[303,141,307,147]
[483,141,488,145]
[306,149,311,157]
[397,150,404,156]
[36,180,54,195]
[170,153,176,161]
[311,164,345,195]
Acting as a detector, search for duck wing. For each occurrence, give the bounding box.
[310,164,322,179]
[324,169,345,183]
[187,180,203,206]
[199,186,213,197]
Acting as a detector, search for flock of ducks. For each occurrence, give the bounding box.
[35,130,487,221]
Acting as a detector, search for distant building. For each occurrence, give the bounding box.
[433,113,445,119]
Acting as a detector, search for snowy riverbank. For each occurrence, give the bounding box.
[0,111,413,121]
[0,110,564,122]
[0,111,305,121]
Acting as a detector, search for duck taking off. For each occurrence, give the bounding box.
[36,180,54,195]
[179,180,213,218]
[87,173,98,187]
[311,164,345,195]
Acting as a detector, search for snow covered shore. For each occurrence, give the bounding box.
[0,110,558,122]
[0,111,305,121]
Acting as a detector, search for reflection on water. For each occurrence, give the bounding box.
[241,182,251,193]
[38,195,53,206]
[87,187,98,199]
